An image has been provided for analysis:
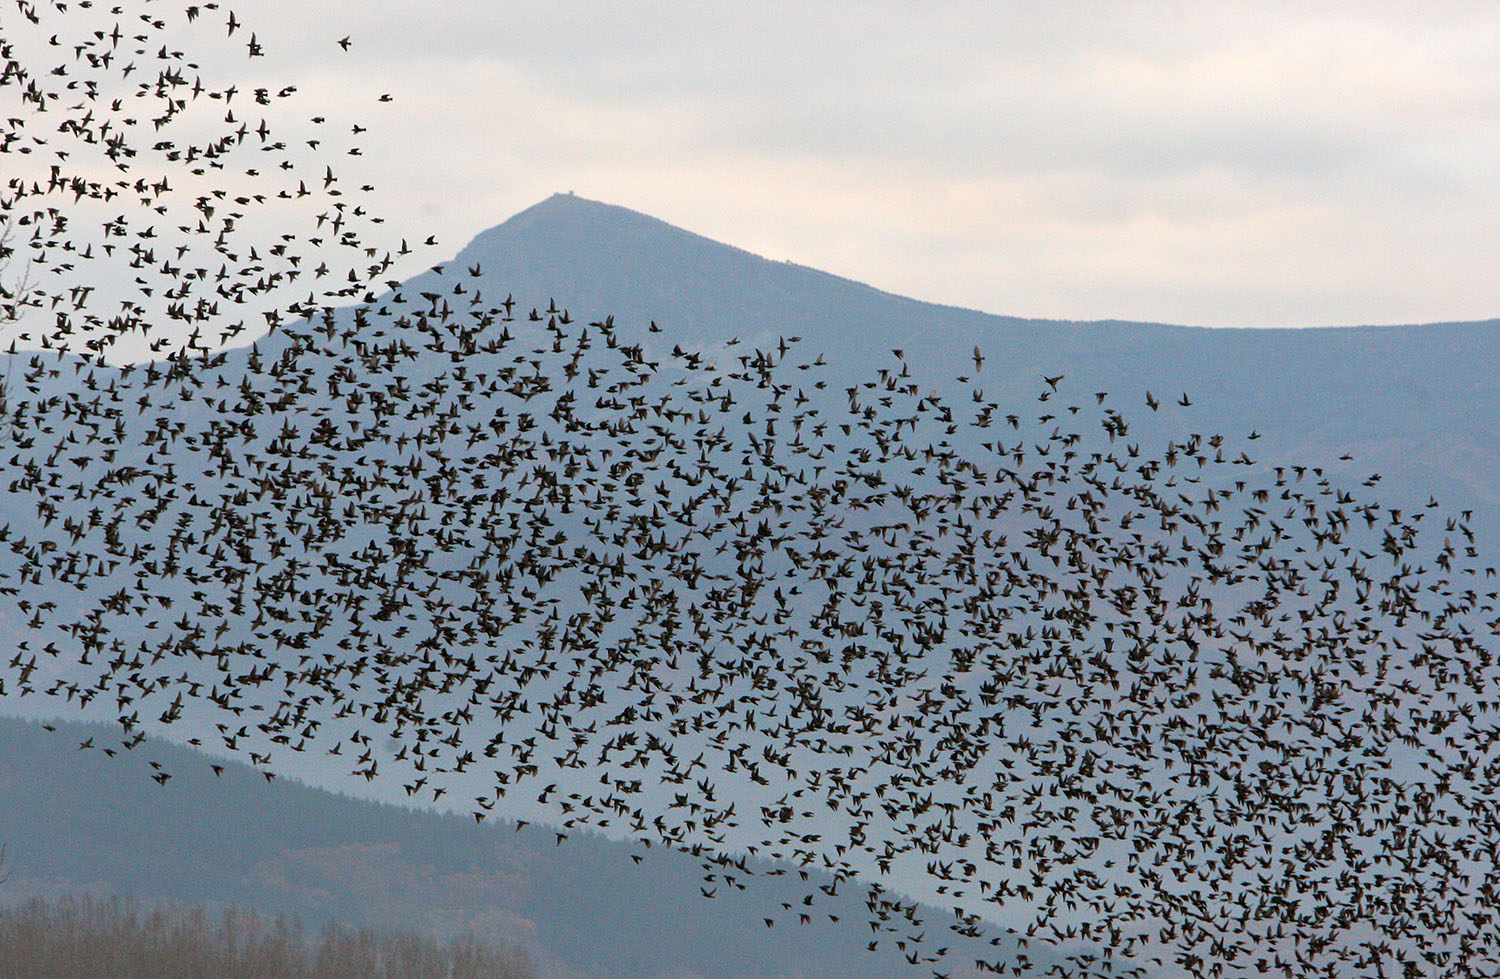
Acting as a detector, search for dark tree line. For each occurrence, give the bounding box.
[0,895,535,979]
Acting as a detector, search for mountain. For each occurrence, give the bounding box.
[0,717,1059,979]
[11,190,1498,541]
[0,194,1494,977]
[444,192,1500,541]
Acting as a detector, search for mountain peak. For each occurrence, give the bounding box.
[505,190,641,225]
[453,193,991,353]
[462,192,755,269]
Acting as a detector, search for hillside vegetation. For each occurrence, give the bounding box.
[0,895,534,979]
[0,716,1052,979]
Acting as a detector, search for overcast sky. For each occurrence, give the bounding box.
[17,1,1500,330]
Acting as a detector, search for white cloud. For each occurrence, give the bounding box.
[12,1,1500,331]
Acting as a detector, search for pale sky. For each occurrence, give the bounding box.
[11,1,1500,330]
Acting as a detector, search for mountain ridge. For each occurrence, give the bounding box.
[0,715,1065,979]
[401,191,1500,542]
[463,192,1498,334]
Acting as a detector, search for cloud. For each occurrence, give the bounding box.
[15,1,1499,330]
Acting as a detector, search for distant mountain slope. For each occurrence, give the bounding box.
[7,191,1496,539]
[0,717,1068,979]
[437,193,1500,541]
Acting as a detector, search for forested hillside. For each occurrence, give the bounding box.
[0,717,1069,979]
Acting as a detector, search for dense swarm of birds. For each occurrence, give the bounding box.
[6,4,1500,979]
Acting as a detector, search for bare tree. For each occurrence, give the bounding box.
[0,214,33,326]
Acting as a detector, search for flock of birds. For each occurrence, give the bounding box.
[6,4,1500,979]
